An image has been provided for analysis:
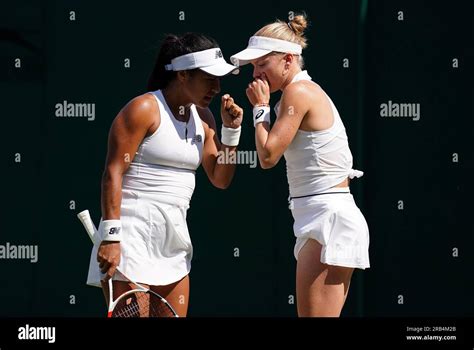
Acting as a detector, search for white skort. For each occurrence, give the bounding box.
[290,188,370,269]
[87,189,193,287]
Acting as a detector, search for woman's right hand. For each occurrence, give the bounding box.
[246,73,270,107]
[97,241,121,280]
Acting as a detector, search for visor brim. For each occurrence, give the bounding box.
[230,48,272,66]
[200,62,240,77]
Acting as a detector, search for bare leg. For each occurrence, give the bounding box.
[101,275,189,317]
[150,275,189,317]
[296,239,354,317]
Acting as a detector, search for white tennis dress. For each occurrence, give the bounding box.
[281,71,370,269]
[87,90,205,286]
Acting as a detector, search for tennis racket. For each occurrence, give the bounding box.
[77,210,179,318]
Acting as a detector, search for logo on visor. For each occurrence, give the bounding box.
[215,50,223,59]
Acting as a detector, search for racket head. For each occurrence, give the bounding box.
[108,288,179,318]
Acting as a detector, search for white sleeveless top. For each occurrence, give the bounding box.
[279,71,363,198]
[122,90,205,204]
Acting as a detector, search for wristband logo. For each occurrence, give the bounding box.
[108,227,121,235]
[255,109,264,120]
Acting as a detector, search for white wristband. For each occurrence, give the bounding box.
[101,220,122,242]
[221,125,241,146]
[253,106,271,127]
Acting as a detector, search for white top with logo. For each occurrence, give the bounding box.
[122,90,205,204]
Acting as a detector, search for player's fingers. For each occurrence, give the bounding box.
[229,105,239,116]
[225,97,234,110]
[105,266,116,281]
[100,261,111,274]
[245,87,255,98]
[256,78,266,89]
[221,94,230,107]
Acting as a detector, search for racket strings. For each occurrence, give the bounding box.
[111,291,176,318]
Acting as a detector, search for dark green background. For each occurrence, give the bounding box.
[1,0,472,316]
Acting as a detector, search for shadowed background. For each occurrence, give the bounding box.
[1,0,472,316]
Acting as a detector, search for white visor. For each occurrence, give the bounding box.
[165,48,239,76]
[230,36,302,66]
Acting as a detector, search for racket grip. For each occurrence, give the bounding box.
[77,210,99,245]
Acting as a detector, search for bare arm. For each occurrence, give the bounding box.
[98,93,157,279]
[101,94,157,218]
[252,83,309,169]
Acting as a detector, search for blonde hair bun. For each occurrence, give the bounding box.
[289,14,308,37]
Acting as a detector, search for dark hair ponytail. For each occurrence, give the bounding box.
[147,33,219,91]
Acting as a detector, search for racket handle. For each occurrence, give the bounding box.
[77,210,99,245]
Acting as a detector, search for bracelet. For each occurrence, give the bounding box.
[221,125,241,146]
[101,220,122,242]
[253,106,271,127]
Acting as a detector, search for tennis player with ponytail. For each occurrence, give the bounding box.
[231,15,370,317]
[86,32,243,317]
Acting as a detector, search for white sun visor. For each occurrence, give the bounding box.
[165,48,239,76]
[230,36,303,66]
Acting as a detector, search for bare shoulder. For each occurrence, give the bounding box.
[118,92,159,131]
[283,80,323,102]
[195,106,216,131]
[123,93,158,117]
